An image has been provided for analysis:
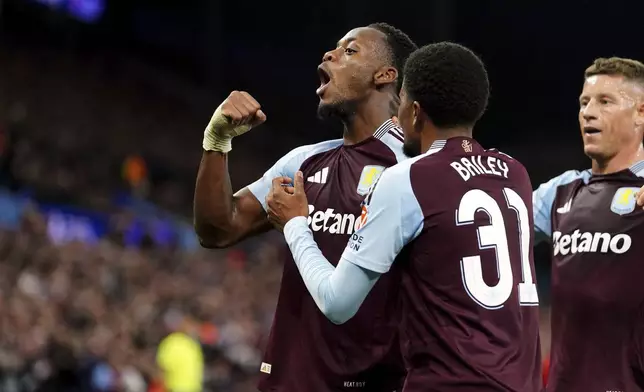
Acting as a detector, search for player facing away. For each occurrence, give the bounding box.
[266,42,542,392]
[193,24,418,391]
[533,57,644,392]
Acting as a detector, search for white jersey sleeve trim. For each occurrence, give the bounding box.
[246,139,343,211]
[532,169,591,242]
[342,156,425,274]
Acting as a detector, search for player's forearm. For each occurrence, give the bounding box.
[193,152,251,248]
[194,152,235,247]
[283,217,380,324]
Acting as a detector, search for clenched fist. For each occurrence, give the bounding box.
[203,91,267,153]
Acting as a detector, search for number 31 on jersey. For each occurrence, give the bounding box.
[456,188,539,309]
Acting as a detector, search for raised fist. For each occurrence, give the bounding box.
[203,91,267,152]
[211,91,266,137]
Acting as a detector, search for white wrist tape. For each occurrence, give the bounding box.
[202,105,252,153]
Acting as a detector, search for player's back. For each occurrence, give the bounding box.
[398,138,541,391]
[539,164,644,392]
[250,120,407,392]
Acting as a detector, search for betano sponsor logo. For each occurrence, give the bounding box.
[553,230,632,256]
[307,204,365,235]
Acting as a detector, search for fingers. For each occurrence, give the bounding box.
[253,110,267,127]
[637,187,644,208]
[293,171,304,195]
[271,176,293,190]
[220,91,265,127]
[237,91,261,126]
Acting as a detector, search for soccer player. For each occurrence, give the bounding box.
[193,24,417,391]
[532,57,644,391]
[266,42,542,392]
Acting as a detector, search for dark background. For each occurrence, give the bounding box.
[7,0,642,182]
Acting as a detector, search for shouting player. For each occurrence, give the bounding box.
[533,57,644,391]
[194,24,417,391]
[267,42,542,392]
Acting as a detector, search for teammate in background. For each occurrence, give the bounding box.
[193,24,417,391]
[532,57,644,391]
[267,42,542,392]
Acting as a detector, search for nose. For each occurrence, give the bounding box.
[322,49,338,63]
[582,102,599,122]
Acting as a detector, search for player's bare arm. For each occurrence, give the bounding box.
[194,91,269,248]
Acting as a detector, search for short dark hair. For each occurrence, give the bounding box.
[368,22,418,92]
[403,42,489,128]
[585,57,644,86]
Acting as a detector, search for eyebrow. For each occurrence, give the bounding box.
[336,37,357,47]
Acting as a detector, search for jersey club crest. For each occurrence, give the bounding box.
[356,165,385,196]
[610,187,639,215]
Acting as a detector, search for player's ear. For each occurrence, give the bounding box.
[636,100,644,128]
[374,66,398,88]
[412,101,421,130]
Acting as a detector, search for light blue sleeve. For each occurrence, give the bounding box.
[281,162,424,325]
[246,139,342,211]
[341,163,424,273]
[283,216,380,325]
[532,169,591,243]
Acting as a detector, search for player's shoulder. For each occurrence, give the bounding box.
[372,119,408,163]
[279,138,343,166]
[381,148,427,179]
[487,147,531,177]
[291,138,344,158]
[405,139,451,169]
[541,169,592,191]
[376,142,444,191]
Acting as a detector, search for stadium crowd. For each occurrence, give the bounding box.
[0,204,282,391]
[0,44,286,391]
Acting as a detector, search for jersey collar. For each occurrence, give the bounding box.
[629,160,644,177]
[373,118,399,139]
[429,139,447,150]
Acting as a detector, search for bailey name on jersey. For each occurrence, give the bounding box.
[450,155,510,181]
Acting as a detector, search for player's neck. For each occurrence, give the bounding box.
[421,127,473,154]
[592,145,644,175]
[342,95,394,146]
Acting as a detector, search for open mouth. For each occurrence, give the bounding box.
[583,126,601,135]
[316,66,331,96]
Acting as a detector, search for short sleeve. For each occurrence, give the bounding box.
[247,139,342,211]
[533,169,591,241]
[341,164,424,273]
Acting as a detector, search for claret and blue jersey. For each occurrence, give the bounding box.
[533,160,644,392]
[247,119,409,392]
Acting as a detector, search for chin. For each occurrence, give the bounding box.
[317,101,338,120]
[317,98,357,121]
[583,145,605,160]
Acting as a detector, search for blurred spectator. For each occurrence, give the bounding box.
[122,155,149,200]
[156,320,203,392]
[0,208,282,391]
